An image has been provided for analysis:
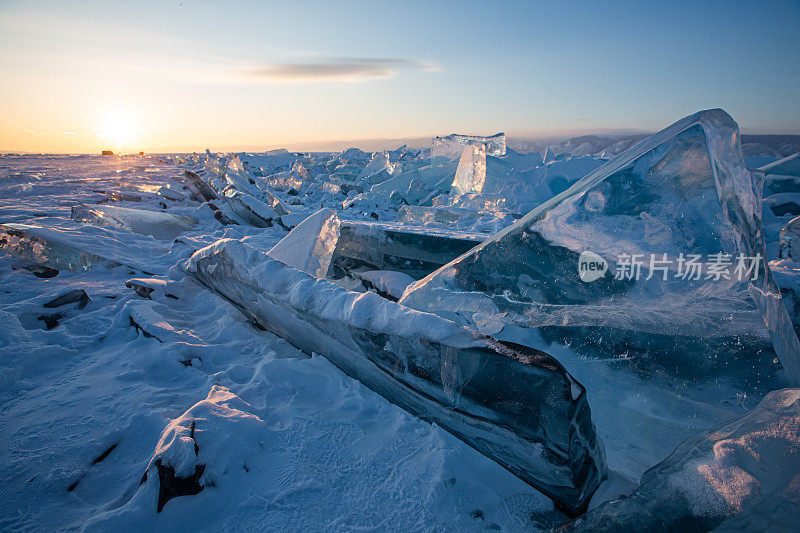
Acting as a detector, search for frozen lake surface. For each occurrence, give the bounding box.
[1,131,799,531]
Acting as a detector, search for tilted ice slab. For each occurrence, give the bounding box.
[184,238,605,515]
[401,109,800,387]
[71,203,196,240]
[759,152,800,177]
[568,388,800,531]
[433,133,506,159]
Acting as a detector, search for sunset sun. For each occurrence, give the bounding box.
[95,109,140,149]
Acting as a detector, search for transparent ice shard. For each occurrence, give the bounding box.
[71,203,197,240]
[480,155,605,214]
[157,185,185,201]
[451,144,487,196]
[185,238,605,515]
[263,171,303,192]
[401,109,800,387]
[267,208,341,278]
[451,193,507,213]
[254,186,289,216]
[433,133,506,159]
[569,388,800,531]
[196,156,290,217]
[223,155,262,197]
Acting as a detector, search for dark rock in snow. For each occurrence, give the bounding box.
[22,264,59,278]
[155,460,205,513]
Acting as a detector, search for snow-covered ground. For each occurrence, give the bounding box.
[1,127,799,531]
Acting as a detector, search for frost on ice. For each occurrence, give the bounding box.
[401,109,800,387]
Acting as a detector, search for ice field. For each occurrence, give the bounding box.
[1,109,800,531]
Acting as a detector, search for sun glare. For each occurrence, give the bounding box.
[95,109,141,150]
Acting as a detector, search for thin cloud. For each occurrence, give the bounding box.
[244,57,440,83]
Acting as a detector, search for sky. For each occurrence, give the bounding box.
[1,0,799,153]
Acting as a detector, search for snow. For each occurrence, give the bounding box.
[358,270,416,299]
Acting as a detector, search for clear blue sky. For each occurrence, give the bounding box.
[1,0,798,152]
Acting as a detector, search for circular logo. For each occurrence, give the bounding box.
[578,250,608,282]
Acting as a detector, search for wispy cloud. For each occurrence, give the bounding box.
[243,57,440,83]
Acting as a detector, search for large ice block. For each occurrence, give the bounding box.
[71,203,197,240]
[433,133,506,159]
[567,388,800,531]
[185,238,605,515]
[401,109,800,387]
